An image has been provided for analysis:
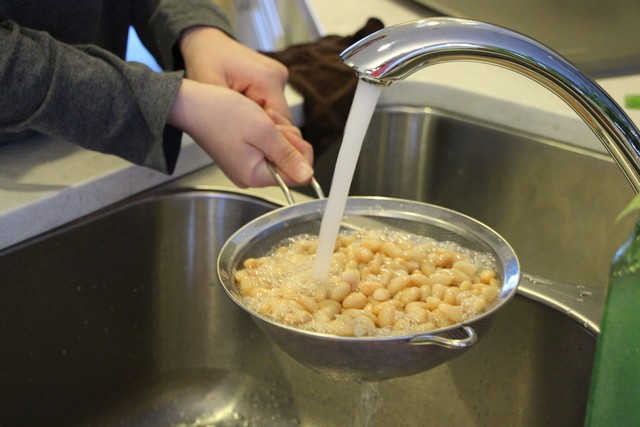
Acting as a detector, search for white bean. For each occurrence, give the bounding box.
[343,292,368,309]
[317,303,341,319]
[329,281,351,302]
[372,287,391,302]
[479,269,497,284]
[382,242,404,258]
[387,272,410,295]
[235,228,500,337]
[353,315,377,337]
[482,285,500,303]
[439,303,463,323]
[453,260,477,277]
[327,316,354,336]
[297,295,319,313]
[377,304,397,328]
[405,305,429,323]
[398,287,421,304]
[285,310,312,325]
[341,269,360,286]
[359,281,381,297]
[431,283,446,299]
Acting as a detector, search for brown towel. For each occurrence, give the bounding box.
[267,18,385,155]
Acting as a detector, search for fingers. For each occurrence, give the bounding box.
[181,27,293,121]
[237,130,313,189]
[267,108,293,126]
[242,59,291,120]
[170,73,313,189]
[264,133,314,185]
[282,130,314,165]
[209,91,312,186]
[269,108,302,140]
[266,108,314,181]
[244,112,313,187]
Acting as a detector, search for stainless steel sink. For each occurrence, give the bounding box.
[312,105,635,290]
[0,0,611,424]
[2,102,624,426]
[0,177,599,426]
[0,190,280,425]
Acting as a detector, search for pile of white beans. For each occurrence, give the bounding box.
[234,228,500,337]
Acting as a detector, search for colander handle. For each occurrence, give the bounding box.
[408,325,477,349]
[266,162,325,205]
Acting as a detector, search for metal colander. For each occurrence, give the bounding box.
[217,197,520,382]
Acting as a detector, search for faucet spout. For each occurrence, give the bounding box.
[340,18,640,193]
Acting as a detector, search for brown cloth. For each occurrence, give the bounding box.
[267,18,384,155]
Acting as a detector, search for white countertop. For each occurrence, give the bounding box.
[1,0,639,251]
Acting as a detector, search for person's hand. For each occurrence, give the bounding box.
[175,26,313,188]
[179,26,292,121]
[167,79,314,188]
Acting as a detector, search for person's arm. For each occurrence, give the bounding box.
[176,27,315,186]
[179,26,293,121]
[133,0,315,186]
[167,78,313,188]
[131,0,233,71]
[0,20,183,173]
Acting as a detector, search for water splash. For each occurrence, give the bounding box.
[353,381,381,427]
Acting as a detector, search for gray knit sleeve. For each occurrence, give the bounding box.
[0,20,183,173]
[132,0,234,71]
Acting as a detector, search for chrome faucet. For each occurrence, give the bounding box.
[340,18,640,193]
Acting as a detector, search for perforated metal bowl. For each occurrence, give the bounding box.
[217,197,520,382]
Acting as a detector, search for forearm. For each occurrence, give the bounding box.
[0,20,183,173]
[132,0,233,71]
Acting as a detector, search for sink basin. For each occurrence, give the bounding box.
[312,104,635,289]
[0,182,597,425]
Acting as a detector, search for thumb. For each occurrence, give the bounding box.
[266,134,314,185]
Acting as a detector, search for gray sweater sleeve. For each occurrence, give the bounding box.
[0,0,233,174]
[0,21,183,173]
[132,0,233,71]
